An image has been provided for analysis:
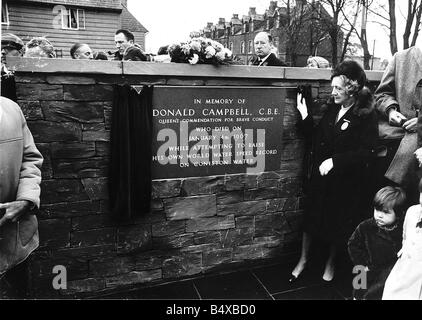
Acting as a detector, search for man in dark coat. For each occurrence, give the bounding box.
[249,32,287,67]
[113,29,147,61]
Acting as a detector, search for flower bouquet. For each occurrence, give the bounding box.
[168,37,238,65]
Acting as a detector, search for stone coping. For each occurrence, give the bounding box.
[6,57,384,81]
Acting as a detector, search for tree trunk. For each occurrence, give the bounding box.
[411,3,422,46]
[389,0,398,54]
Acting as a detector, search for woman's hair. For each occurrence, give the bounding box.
[373,186,407,217]
[331,60,367,95]
[70,43,84,59]
[25,37,56,58]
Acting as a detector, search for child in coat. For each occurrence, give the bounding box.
[382,179,422,300]
[348,186,406,300]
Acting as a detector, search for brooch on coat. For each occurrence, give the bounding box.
[341,120,350,131]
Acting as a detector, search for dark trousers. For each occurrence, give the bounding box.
[0,259,30,299]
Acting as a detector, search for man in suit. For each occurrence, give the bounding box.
[249,32,287,67]
[113,29,147,61]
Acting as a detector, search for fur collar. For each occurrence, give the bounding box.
[326,86,375,118]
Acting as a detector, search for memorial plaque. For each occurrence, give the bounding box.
[152,86,287,179]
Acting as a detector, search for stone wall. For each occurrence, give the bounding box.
[7,58,383,298]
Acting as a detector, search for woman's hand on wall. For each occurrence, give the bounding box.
[296,93,308,120]
[319,158,334,176]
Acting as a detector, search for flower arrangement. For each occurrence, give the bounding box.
[168,37,238,65]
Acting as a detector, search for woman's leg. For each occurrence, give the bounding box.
[322,244,337,281]
[291,232,312,278]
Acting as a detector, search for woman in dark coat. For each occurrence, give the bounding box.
[290,60,379,282]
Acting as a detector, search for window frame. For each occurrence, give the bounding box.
[61,7,85,30]
[240,41,245,54]
[248,40,253,54]
[1,2,9,26]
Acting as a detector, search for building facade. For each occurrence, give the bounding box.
[1,0,148,58]
[200,0,343,67]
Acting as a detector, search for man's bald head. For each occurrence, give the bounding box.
[254,32,273,58]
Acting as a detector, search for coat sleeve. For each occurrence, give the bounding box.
[374,54,399,116]
[15,110,43,208]
[332,110,378,170]
[348,223,370,268]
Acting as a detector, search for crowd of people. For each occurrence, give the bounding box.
[1,27,421,300]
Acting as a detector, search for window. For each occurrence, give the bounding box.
[248,40,253,54]
[1,2,9,25]
[250,22,254,32]
[241,41,245,54]
[229,42,233,52]
[62,8,85,30]
[276,16,281,29]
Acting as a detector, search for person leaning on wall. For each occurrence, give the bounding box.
[249,31,287,67]
[113,29,147,61]
[24,37,56,58]
[0,97,43,299]
[306,56,330,69]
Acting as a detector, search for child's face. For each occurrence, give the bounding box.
[374,208,397,227]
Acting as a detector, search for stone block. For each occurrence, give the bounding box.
[279,178,302,197]
[46,75,96,85]
[152,180,182,199]
[117,224,152,253]
[81,177,108,201]
[105,270,162,288]
[244,174,258,189]
[181,176,224,196]
[244,188,281,201]
[71,214,117,231]
[253,236,283,248]
[38,218,71,249]
[233,244,273,261]
[162,253,202,279]
[220,228,254,248]
[266,198,289,213]
[194,231,221,245]
[15,74,46,83]
[53,157,108,179]
[217,201,266,217]
[135,254,164,271]
[71,227,116,247]
[18,100,44,120]
[151,220,186,237]
[203,249,233,266]
[41,179,89,204]
[51,142,96,159]
[95,141,110,156]
[216,191,244,205]
[63,84,113,101]
[255,213,290,238]
[41,101,104,123]
[31,254,88,280]
[38,200,101,219]
[186,215,235,232]
[152,233,195,250]
[224,174,245,191]
[28,121,81,142]
[16,83,63,101]
[56,245,116,259]
[235,216,255,229]
[89,256,135,277]
[63,278,106,294]
[82,123,110,142]
[164,195,216,220]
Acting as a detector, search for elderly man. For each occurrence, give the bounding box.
[249,32,286,67]
[113,29,147,61]
[0,97,43,298]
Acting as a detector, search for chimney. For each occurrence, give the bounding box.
[249,7,256,16]
[218,17,225,25]
[207,22,213,28]
[269,1,277,11]
[232,14,239,19]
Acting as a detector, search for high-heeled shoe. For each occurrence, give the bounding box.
[288,273,301,283]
